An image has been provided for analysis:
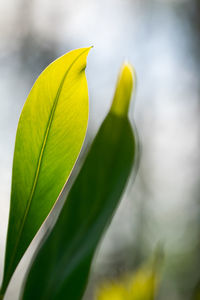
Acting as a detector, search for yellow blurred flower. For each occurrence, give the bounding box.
[96,248,163,300]
[96,282,128,300]
[127,267,157,300]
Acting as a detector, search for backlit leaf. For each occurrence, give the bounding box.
[0,47,91,295]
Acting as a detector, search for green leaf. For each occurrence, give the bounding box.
[20,63,137,300]
[1,47,91,295]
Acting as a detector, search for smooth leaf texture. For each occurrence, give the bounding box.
[21,63,137,300]
[1,47,91,295]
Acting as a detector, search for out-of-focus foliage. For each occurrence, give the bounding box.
[194,290,200,300]
[97,283,128,300]
[192,281,200,300]
[96,249,163,300]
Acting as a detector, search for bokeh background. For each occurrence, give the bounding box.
[0,0,199,299]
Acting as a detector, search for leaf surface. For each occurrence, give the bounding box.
[1,47,91,295]
[21,63,137,300]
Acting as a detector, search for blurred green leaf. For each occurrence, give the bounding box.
[194,291,200,300]
[192,281,200,300]
[20,63,137,300]
[1,47,91,295]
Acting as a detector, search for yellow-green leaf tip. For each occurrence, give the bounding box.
[110,62,136,117]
